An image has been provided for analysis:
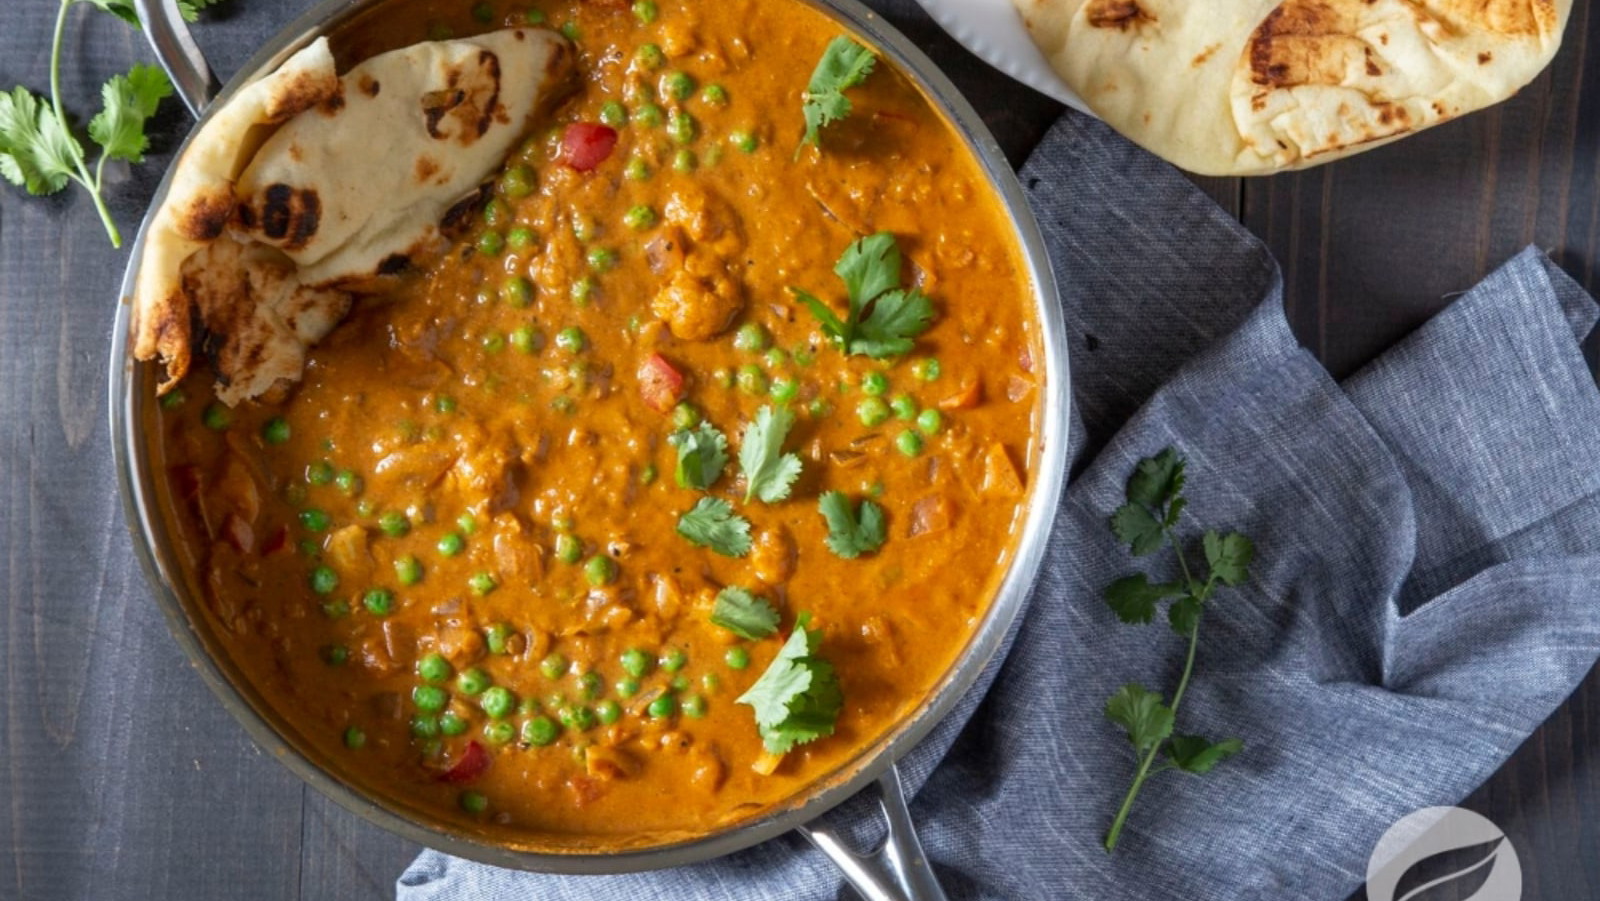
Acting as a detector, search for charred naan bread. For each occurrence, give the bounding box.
[132,28,572,403]
[1012,0,1571,175]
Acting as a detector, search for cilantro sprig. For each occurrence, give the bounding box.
[735,614,842,755]
[800,36,876,151]
[669,422,729,491]
[739,405,803,504]
[817,491,886,559]
[1101,447,1251,852]
[794,233,934,360]
[710,587,780,640]
[0,0,192,248]
[676,497,752,557]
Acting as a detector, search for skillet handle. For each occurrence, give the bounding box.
[132,0,220,117]
[794,764,950,901]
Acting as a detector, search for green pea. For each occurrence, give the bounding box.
[559,20,580,40]
[483,197,510,228]
[413,685,449,713]
[362,587,394,615]
[599,100,628,127]
[712,368,733,389]
[668,674,690,692]
[477,230,505,256]
[647,693,676,718]
[620,647,652,677]
[916,408,943,435]
[640,463,658,486]
[631,0,657,24]
[378,511,410,537]
[159,388,187,410]
[660,71,695,101]
[417,652,452,683]
[736,364,767,395]
[857,397,890,427]
[411,715,440,739]
[304,460,333,486]
[624,156,651,180]
[660,647,688,673]
[808,399,833,418]
[700,84,728,105]
[439,712,468,736]
[507,226,536,251]
[499,276,534,308]
[261,417,291,445]
[589,700,618,726]
[320,644,349,666]
[481,330,506,354]
[733,322,768,352]
[587,247,617,272]
[701,672,721,693]
[623,205,655,230]
[555,327,587,353]
[669,403,701,430]
[896,429,924,457]
[484,622,513,655]
[343,726,366,749]
[201,402,232,431]
[551,395,576,415]
[394,554,423,586]
[471,2,494,24]
[667,110,696,144]
[520,8,546,24]
[541,653,569,680]
[457,667,491,696]
[468,572,497,595]
[615,677,640,698]
[458,790,488,814]
[435,395,458,414]
[522,716,560,746]
[729,130,757,154]
[480,686,516,719]
[321,600,349,619]
[334,469,361,496]
[510,326,542,354]
[554,532,582,565]
[355,500,375,518]
[576,671,604,701]
[725,646,750,670]
[635,43,664,70]
[499,164,534,198]
[571,213,596,242]
[299,509,330,532]
[437,532,465,557]
[558,705,598,731]
[681,693,707,718]
[457,514,477,536]
[570,276,597,306]
[672,148,696,172]
[770,377,799,403]
[483,720,516,745]
[584,554,616,586]
[309,566,339,595]
[889,394,918,420]
[861,372,889,396]
[912,357,942,381]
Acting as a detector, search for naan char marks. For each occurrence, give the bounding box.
[1016,0,1569,175]
[133,28,573,405]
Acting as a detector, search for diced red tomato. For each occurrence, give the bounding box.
[638,353,687,413]
[438,740,491,784]
[938,381,982,411]
[560,123,618,172]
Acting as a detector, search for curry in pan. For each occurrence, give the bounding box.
[144,0,1042,845]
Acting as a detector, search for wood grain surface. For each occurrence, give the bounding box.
[0,1,1595,899]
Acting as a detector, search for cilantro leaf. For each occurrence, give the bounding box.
[1203,530,1253,586]
[851,288,934,359]
[1104,683,1174,753]
[1104,573,1182,625]
[835,232,901,311]
[81,0,140,26]
[89,64,172,163]
[793,287,848,345]
[1110,503,1163,556]
[676,497,752,557]
[797,233,935,360]
[710,587,780,640]
[736,616,843,754]
[1126,448,1185,510]
[1167,735,1243,775]
[1166,595,1202,636]
[801,36,876,148]
[818,491,887,559]
[0,87,81,195]
[176,0,230,22]
[739,405,802,504]
[669,422,729,491]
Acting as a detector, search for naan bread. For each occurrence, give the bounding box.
[132,28,572,402]
[1012,0,1571,175]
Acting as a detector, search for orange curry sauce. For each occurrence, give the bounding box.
[150,0,1041,848]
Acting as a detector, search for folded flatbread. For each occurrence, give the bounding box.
[133,28,572,404]
[1012,0,1571,175]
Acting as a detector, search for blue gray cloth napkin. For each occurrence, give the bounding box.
[398,112,1600,900]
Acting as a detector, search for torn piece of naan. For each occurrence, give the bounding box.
[132,28,573,403]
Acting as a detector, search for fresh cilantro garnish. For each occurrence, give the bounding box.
[739,405,802,504]
[735,615,843,755]
[1101,447,1252,853]
[817,491,886,559]
[669,422,729,490]
[709,587,780,640]
[800,36,876,150]
[86,0,225,24]
[675,497,752,557]
[793,233,934,359]
[0,1,193,247]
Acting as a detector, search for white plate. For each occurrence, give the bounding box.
[913,0,1090,114]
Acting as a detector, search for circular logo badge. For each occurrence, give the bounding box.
[1366,807,1521,901]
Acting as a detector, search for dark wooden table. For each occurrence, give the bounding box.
[1,1,1596,898]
